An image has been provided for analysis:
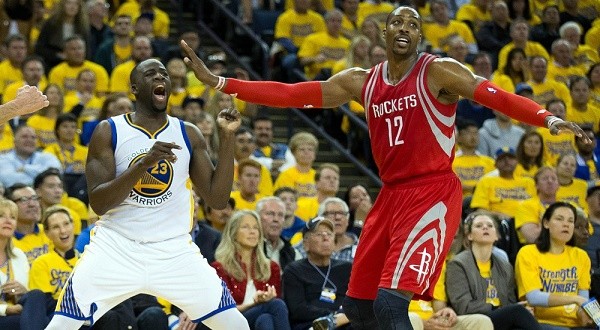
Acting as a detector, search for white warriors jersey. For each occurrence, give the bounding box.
[96,113,194,242]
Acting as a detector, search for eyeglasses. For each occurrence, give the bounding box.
[13,195,41,204]
[262,211,285,218]
[323,211,349,218]
[309,231,334,239]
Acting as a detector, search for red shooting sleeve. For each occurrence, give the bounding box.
[222,78,323,109]
[473,80,552,127]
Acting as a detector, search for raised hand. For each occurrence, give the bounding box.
[12,85,49,116]
[180,40,219,88]
[216,108,241,134]
[139,141,182,167]
[548,118,592,144]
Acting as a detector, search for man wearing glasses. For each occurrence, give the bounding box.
[283,217,352,330]
[4,183,50,265]
[295,197,358,262]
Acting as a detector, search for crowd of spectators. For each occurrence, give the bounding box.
[0,0,600,328]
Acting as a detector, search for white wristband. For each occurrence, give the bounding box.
[547,117,563,128]
[214,76,226,91]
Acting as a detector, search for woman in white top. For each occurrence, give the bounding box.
[0,199,48,329]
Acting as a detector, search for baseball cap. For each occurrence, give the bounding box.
[303,216,335,235]
[588,185,600,198]
[515,83,533,95]
[495,146,516,159]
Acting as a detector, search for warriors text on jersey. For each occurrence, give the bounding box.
[97,113,194,242]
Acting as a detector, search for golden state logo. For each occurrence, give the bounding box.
[128,153,174,205]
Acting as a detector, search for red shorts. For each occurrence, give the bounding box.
[347,172,462,301]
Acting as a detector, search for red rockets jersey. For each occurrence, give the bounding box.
[362,53,457,184]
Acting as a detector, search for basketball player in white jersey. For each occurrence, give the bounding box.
[45,59,250,329]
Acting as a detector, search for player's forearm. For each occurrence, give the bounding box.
[473,81,552,127]
[88,162,151,215]
[0,102,20,125]
[204,133,236,209]
[222,78,323,109]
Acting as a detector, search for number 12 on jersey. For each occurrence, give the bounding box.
[385,116,405,147]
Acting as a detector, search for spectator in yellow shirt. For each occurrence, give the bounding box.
[0,35,28,100]
[566,76,600,132]
[274,132,318,198]
[497,20,549,73]
[113,0,170,39]
[230,159,267,211]
[527,56,572,106]
[547,39,587,85]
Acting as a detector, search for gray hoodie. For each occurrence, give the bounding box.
[477,119,525,158]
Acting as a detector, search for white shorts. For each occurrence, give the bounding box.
[55,226,235,324]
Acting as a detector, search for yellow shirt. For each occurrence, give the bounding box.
[584,25,600,57]
[0,123,14,153]
[274,9,326,49]
[29,250,78,300]
[26,115,57,149]
[556,179,589,213]
[455,4,491,32]
[471,176,536,218]
[48,61,110,96]
[515,244,591,328]
[230,190,265,211]
[296,196,319,222]
[498,42,550,76]
[43,143,88,176]
[13,224,51,266]
[528,78,572,107]
[233,162,274,197]
[566,103,600,132]
[477,260,500,307]
[357,1,395,29]
[452,153,496,197]
[422,20,476,53]
[514,163,540,179]
[514,197,547,244]
[63,93,105,127]
[298,32,351,79]
[0,60,23,95]
[3,79,48,103]
[573,44,599,70]
[113,2,170,38]
[490,72,516,93]
[109,60,136,99]
[274,167,317,198]
[547,62,587,86]
[536,127,575,166]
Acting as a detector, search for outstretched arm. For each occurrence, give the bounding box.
[0,86,48,125]
[428,58,590,142]
[181,41,364,109]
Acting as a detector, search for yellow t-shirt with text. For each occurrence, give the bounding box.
[515,244,591,328]
[471,176,536,218]
[29,250,79,300]
[274,167,317,198]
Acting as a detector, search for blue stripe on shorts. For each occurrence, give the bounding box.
[193,280,237,323]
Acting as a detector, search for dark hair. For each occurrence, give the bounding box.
[516,131,544,170]
[54,113,78,137]
[456,118,479,132]
[251,115,272,129]
[234,126,254,138]
[545,98,566,110]
[503,48,527,81]
[274,186,298,198]
[4,183,30,200]
[535,201,577,252]
[21,55,46,71]
[587,63,600,88]
[507,0,532,20]
[569,75,591,91]
[33,168,62,189]
[5,33,26,47]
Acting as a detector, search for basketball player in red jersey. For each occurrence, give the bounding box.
[182,7,589,329]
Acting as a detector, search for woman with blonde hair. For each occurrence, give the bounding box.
[211,210,290,330]
[0,199,48,329]
[332,35,371,75]
[194,112,220,165]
